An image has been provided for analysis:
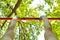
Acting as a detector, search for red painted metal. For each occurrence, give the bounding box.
[0,18,60,20]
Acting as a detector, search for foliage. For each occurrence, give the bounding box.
[0,0,60,40]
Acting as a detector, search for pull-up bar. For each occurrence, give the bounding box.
[0,18,60,20]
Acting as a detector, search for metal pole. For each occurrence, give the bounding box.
[0,18,60,20]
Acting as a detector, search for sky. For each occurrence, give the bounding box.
[30,0,50,10]
[30,0,57,12]
[29,0,51,18]
[37,30,45,40]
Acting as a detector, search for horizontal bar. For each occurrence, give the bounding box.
[0,18,60,20]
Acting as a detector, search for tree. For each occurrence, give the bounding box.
[0,0,60,40]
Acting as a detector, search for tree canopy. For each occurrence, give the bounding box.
[0,0,60,40]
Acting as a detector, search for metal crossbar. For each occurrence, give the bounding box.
[0,18,60,20]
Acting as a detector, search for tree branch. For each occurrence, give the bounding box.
[1,0,22,29]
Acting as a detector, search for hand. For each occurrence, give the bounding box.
[13,16,20,21]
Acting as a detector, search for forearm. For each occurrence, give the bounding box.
[1,16,20,40]
[40,16,51,30]
[8,19,17,30]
